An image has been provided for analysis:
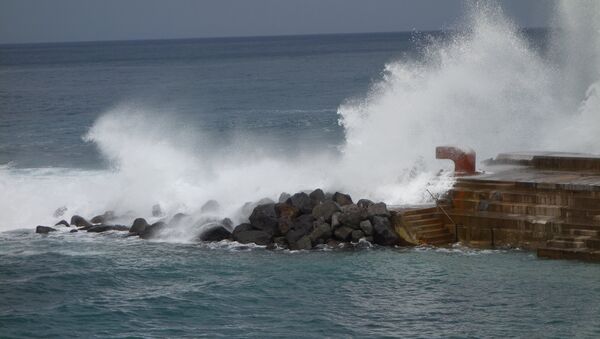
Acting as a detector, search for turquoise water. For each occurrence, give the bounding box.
[1,230,599,338]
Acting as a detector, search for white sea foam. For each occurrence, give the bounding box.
[1,1,598,237]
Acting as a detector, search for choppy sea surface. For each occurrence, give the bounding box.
[2,29,600,338]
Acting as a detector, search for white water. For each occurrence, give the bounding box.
[1,1,599,233]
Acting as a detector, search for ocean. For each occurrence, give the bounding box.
[2,2,600,338]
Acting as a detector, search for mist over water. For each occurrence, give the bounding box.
[1,1,599,234]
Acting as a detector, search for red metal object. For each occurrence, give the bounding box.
[436,146,476,175]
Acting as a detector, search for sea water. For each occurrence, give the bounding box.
[1,2,600,338]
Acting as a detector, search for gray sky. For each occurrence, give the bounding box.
[0,0,554,44]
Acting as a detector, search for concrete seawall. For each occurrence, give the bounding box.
[392,151,600,262]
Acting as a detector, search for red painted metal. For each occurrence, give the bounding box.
[436,146,476,175]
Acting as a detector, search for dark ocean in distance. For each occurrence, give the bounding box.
[1,30,600,338]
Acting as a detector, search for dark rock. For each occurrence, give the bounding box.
[351,230,365,242]
[70,215,92,228]
[55,220,70,227]
[90,211,116,224]
[277,217,293,235]
[311,201,341,222]
[152,204,163,217]
[273,236,288,248]
[275,203,300,219]
[232,223,254,237]
[291,235,312,250]
[285,214,315,245]
[338,204,367,229]
[326,239,340,248]
[129,218,149,235]
[334,226,353,241]
[364,236,374,243]
[357,199,375,208]
[70,229,78,233]
[36,226,56,234]
[249,203,279,235]
[221,218,234,231]
[199,224,232,242]
[278,192,291,203]
[201,200,220,213]
[233,230,272,245]
[140,221,167,239]
[309,188,326,205]
[359,220,373,236]
[87,224,129,233]
[372,216,399,246]
[331,212,341,229]
[367,202,390,218]
[332,192,353,206]
[309,222,332,243]
[286,192,312,214]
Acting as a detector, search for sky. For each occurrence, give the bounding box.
[0,0,554,44]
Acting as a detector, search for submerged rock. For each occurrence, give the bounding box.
[233,230,272,245]
[36,226,56,234]
[54,220,70,227]
[87,225,129,233]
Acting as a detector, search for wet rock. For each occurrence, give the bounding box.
[36,226,56,234]
[275,203,300,219]
[129,218,149,235]
[87,225,129,233]
[199,224,232,242]
[286,192,312,214]
[285,214,315,245]
[233,230,272,245]
[332,192,353,206]
[372,216,399,246]
[326,239,340,248]
[55,220,70,227]
[357,199,375,208]
[312,201,341,222]
[221,218,234,231]
[367,202,390,218]
[201,200,220,213]
[291,235,312,250]
[232,223,254,237]
[351,230,365,242]
[278,192,291,203]
[249,203,279,236]
[359,220,373,236]
[140,221,167,239]
[309,188,326,205]
[70,215,92,228]
[273,236,288,248]
[331,212,342,229]
[152,204,164,217]
[338,204,367,229]
[70,229,78,233]
[309,222,332,243]
[334,226,353,241]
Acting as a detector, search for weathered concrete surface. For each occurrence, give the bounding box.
[445,152,600,262]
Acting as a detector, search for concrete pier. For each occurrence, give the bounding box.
[393,151,600,262]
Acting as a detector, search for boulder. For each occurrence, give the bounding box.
[357,199,375,208]
[70,229,78,233]
[273,236,288,248]
[140,221,167,239]
[199,224,232,242]
[367,202,390,218]
[372,216,399,246]
[309,222,332,243]
[334,226,353,241]
[359,220,373,236]
[249,203,279,235]
[201,200,220,213]
[309,188,326,205]
[90,211,115,224]
[54,220,70,227]
[35,226,56,234]
[312,201,341,222]
[233,230,272,245]
[286,192,313,214]
[338,204,367,229]
[70,215,92,228]
[275,203,300,219]
[351,230,365,242]
[129,218,149,235]
[291,235,312,250]
[285,214,314,245]
[232,223,254,237]
[331,212,342,229]
[169,213,189,226]
[221,218,234,231]
[332,192,353,206]
[87,225,129,233]
[278,192,291,203]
